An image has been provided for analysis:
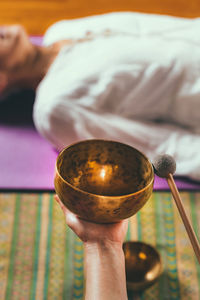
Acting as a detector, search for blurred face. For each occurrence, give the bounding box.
[0,25,33,71]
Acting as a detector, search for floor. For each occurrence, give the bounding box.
[0,0,200,34]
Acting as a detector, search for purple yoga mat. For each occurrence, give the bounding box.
[154,175,200,191]
[1,124,200,190]
[0,125,57,190]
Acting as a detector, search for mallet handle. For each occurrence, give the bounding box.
[167,174,200,264]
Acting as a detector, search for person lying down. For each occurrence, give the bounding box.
[0,12,200,180]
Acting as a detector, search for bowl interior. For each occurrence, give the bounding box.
[56,140,153,196]
[123,241,162,286]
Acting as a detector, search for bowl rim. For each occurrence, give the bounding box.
[55,139,154,198]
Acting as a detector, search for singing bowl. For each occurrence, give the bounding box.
[54,139,154,223]
[123,241,163,291]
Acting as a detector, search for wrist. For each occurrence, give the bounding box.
[84,240,125,266]
[84,239,127,300]
[84,239,124,254]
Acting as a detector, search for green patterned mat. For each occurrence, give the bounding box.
[0,192,199,300]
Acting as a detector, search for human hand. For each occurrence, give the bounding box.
[54,195,128,245]
[55,195,128,300]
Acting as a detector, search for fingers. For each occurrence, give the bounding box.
[54,194,65,211]
[54,194,79,229]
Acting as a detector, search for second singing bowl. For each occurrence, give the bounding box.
[54,139,154,223]
[123,241,163,291]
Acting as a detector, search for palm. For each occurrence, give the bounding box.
[55,195,128,244]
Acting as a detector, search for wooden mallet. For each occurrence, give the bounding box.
[153,154,200,264]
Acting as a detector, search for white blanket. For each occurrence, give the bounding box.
[33,12,200,180]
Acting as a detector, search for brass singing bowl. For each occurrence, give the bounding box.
[54,139,154,223]
[123,241,163,291]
